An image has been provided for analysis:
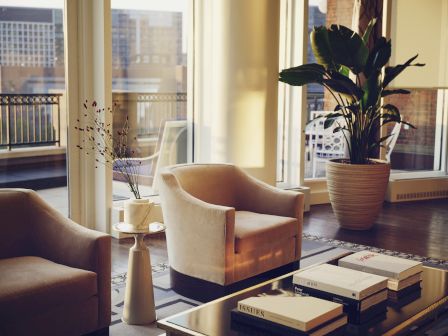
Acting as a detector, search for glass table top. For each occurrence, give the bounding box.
[158,265,448,336]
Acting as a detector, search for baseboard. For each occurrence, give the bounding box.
[386,177,448,202]
[302,180,330,205]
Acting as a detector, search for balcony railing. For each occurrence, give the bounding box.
[0,92,188,152]
[0,94,62,150]
[113,92,187,138]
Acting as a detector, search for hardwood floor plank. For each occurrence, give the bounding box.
[303,199,448,260]
[112,199,448,274]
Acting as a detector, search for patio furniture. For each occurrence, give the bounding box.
[384,120,402,163]
[113,119,187,193]
[306,111,347,178]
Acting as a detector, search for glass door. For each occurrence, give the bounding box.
[0,1,68,216]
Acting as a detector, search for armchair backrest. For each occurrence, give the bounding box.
[0,189,33,258]
[165,164,238,207]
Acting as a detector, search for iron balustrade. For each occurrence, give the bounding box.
[113,92,187,138]
[0,94,62,150]
[0,92,187,151]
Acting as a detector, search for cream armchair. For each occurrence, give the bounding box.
[159,164,304,295]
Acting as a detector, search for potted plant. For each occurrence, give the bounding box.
[75,101,153,231]
[279,19,424,230]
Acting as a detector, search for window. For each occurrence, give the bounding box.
[384,89,446,174]
[0,2,68,216]
[277,0,354,187]
[304,0,354,180]
[278,0,448,194]
[111,0,189,199]
[386,0,448,177]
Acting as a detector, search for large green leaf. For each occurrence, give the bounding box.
[364,37,391,77]
[327,24,369,74]
[362,18,377,45]
[382,103,400,118]
[323,113,343,129]
[279,64,326,86]
[362,70,381,109]
[338,65,350,77]
[381,89,411,97]
[310,26,334,69]
[383,54,425,88]
[325,70,364,99]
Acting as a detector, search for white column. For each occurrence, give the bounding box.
[193,0,280,184]
[64,0,112,232]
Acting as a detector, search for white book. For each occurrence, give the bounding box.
[338,251,423,281]
[388,272,422,291]
[293,264,388,300]
[237,296,344,332]
[359,289,388,311]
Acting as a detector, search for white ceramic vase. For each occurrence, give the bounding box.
[124,198,153,231]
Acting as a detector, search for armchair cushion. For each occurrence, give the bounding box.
[0,256,97,322]
[234,211,298,253]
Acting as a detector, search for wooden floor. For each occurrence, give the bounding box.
[303,198,448,260]
[111,199,448,274]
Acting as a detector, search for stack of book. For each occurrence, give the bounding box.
[293,264,388,323]
[338,251,423,301]
[231,295,347,336]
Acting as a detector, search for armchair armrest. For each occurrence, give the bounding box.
[236,170,304,220]
[159,172,235,285]
[26,190,111,328]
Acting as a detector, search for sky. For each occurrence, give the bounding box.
[0,0,189,52]
[0,0,187,12]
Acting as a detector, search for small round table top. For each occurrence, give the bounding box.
[113,222,166,235]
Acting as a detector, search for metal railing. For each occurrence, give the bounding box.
[0,94,62,150]
[113,92,187,138]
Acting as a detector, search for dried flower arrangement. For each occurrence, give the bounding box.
[74,100,142,199]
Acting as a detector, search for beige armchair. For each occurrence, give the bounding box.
[0,189,111,336]
[159,164,304,297]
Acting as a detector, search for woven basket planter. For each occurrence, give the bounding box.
[326,159,390,230]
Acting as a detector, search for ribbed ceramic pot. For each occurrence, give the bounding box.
[124,198,153,231]
[326,158,390,230]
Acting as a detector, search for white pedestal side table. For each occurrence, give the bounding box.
[113,222,165,325]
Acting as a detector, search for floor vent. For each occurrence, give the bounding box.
[396,190,448,201]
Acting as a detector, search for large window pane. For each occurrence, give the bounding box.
[0,2,68,216]
[387,0,447,175]
[111,1,188,199]
[385,89,445,173]
[304,0,354,179]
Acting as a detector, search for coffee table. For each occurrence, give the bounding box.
[158,260,448,335]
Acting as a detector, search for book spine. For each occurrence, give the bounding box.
[231,310,306,336]
[237,302,306,331]
[363,279,388,299]
[293,275,361,300]
[338,260,399,279]
[387,279,399,291]
[294,285,362,312]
